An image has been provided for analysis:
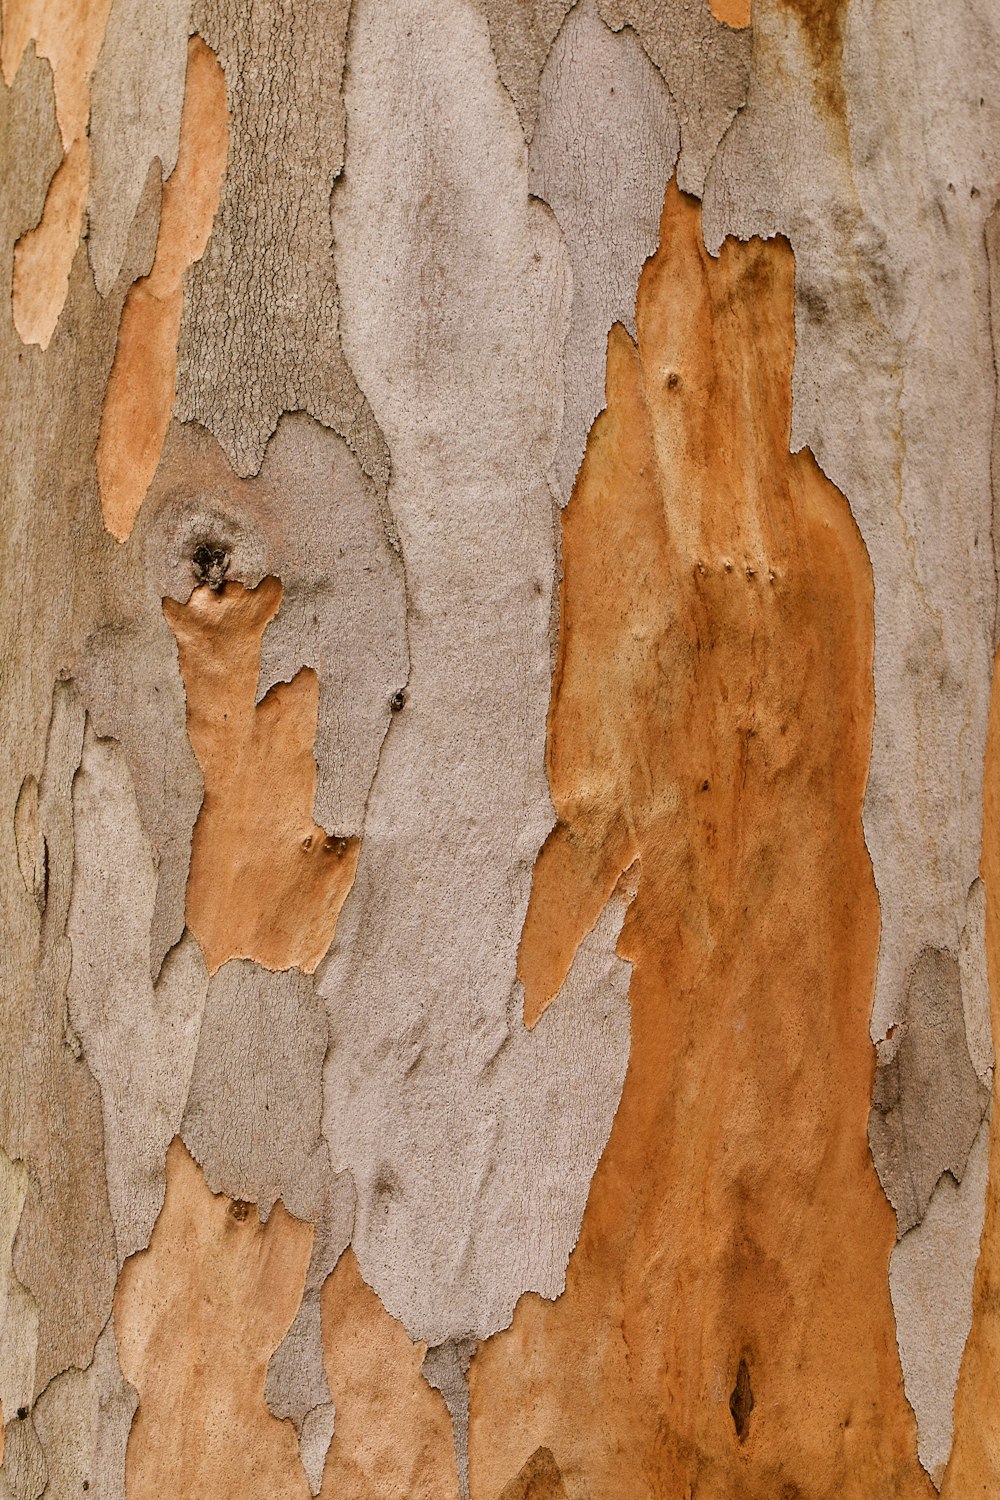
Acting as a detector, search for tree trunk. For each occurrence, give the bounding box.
[2,0,999,1496]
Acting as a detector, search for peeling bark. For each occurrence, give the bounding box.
[942,645,1000,1497]
[97,35,228,542]
[165,579,358,975]
[470,184,931,1500]
[2,0,999,1491]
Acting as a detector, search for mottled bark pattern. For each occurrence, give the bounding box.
[2,0,999,1494]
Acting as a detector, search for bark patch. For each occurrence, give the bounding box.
[96,35,228,542]
[470,181,932,1499]
[321,1249,460,1499]
[3,0,114,345]
[12,135,90,349]
[870,947,989,1236]
[164,577,359,975]
[941,647,1000,1495]
[114,1139,313,1498]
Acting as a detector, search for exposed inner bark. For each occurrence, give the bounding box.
[164,577,359,976]
[470,181,931,1500]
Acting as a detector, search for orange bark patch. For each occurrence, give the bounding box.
[114,1139,313,1499]
[164,577,359,976]
[320,1249,461,1499]
[709,0,751,29]
[0,0,112,146]
[941,648,1000,1496]
[97,35,228,543]
[471,183,931,1499]
[11,134,89,349]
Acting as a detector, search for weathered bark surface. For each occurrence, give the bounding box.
[2,0,1000,1495]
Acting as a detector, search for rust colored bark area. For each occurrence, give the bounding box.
[97,35,228,543]
[164,577,359,976]
[777,0,848,124]
[115,1139,313,1499]
[941,648,1000,1497]
[471,184,930,1500]
[708,0,751,29]
[320,1249,460,1500]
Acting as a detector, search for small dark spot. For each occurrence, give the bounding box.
[730,1358,754,1441]
[667,371,680,389]
[390,688,407,712]
[83,1484,90,1492]
[701,780,710,792]
[192,543,230,591]
[723,559,733,573]
[971,186,980,198]
[17,1406,28,1421]
[229,1200,250,1222]
[324,834,347,854]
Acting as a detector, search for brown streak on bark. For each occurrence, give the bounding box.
[775,0,848,127]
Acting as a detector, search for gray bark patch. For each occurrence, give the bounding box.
[870,947,989,1236]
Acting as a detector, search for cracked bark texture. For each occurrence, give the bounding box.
[3,0,1000,1494]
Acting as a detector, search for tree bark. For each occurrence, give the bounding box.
[2,0,999,1496]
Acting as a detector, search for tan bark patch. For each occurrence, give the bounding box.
[319,1249,460,1499]
[11,135,89,349]
[3,0,114,347]
[114,1139,313,1499]
[941,647,1000,1496]
[0,0,112,145]
[471,182,931,1499]
[164,577,359,976]
[97,35,228,543]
